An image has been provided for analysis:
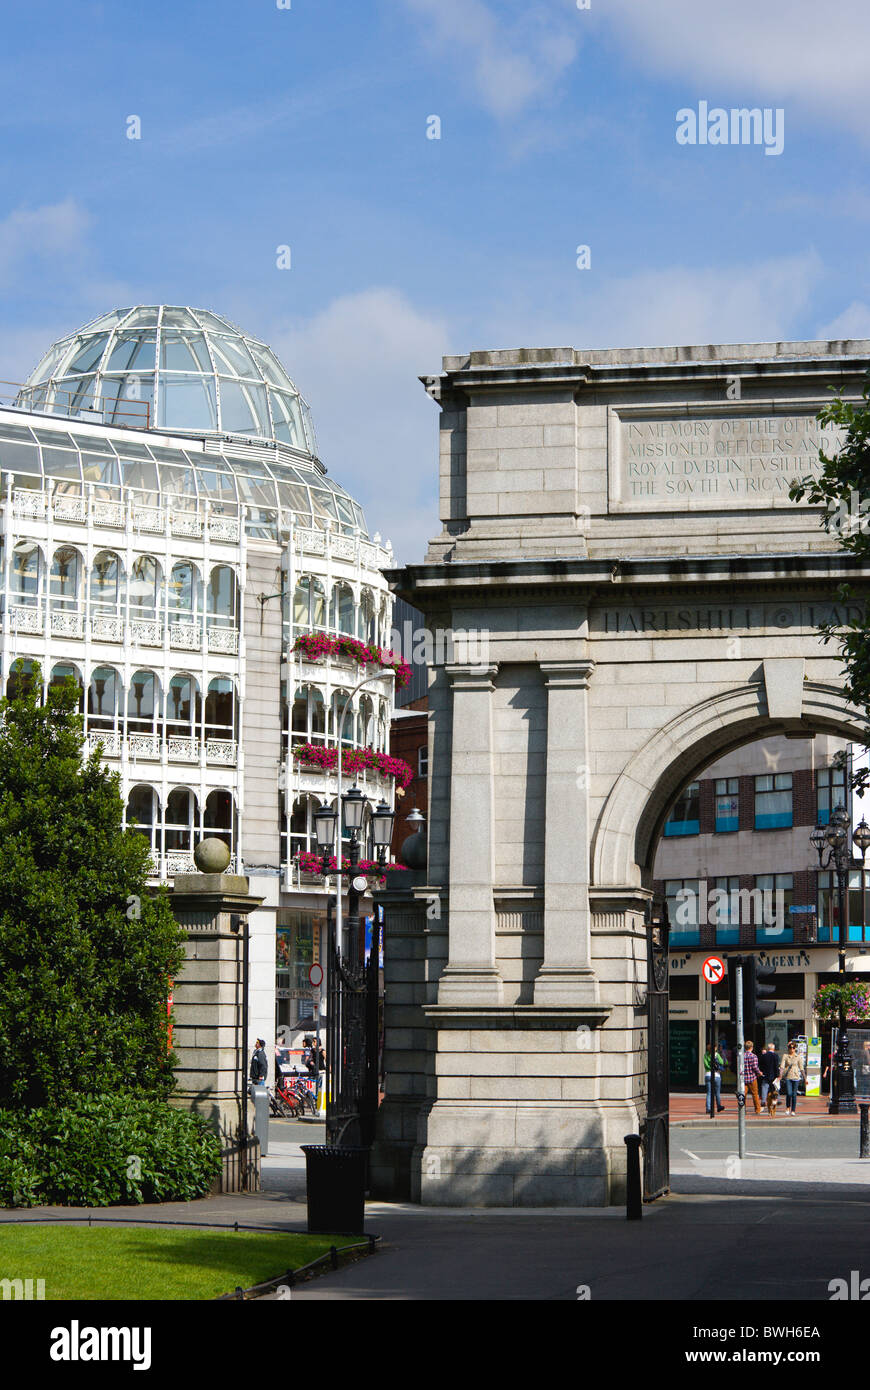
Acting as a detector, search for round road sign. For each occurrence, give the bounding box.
[309,963,324,989]
[702,955,725,985]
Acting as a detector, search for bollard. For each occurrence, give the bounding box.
[249,1083,270,1157]
[860,1104,870,1159]
[624,1133,643,1220]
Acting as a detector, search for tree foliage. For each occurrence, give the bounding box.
[0,664,185,1108]
[790,387,870,783]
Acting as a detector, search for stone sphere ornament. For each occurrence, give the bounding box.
[194,838,232,874]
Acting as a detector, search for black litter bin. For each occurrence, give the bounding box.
[301,1145,368,1234]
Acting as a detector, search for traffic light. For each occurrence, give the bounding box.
[727,955,777,1032]
[745,958,777,1033]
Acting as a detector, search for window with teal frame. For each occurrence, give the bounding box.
[754,773,792,830]
[817,766,846,827]
[665,878,700,947]
[664,781,700,837]
[713,875,740,945]
[715,777,739,833]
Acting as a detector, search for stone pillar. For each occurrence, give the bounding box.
[169,868,263,1141]
[436,664,503,1005]
[535,660,599,1006]
[368,871,442,1201]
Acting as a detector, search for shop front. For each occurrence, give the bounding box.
[666,947,855,1091]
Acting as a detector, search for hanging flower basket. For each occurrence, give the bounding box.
[812,981,870,1023]
[292,741,414,789]
[292,632,412,690]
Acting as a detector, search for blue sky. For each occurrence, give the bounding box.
[1,0,868,560]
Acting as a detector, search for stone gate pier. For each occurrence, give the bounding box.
[371,337,870,1206]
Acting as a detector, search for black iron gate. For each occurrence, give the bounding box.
[325,901,381,1148]
[643,896,670,1201]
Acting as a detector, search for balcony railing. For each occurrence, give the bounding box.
[87,731,238,765]
[6,604,239,655]
[10,487,241,542]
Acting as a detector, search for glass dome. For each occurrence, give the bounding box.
[17,305,316,453]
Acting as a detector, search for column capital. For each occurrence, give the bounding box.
[539,660,594,689]
[445,663,499,690]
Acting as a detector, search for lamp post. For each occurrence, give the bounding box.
[311,671,396,1147]
[811,804,870,1114]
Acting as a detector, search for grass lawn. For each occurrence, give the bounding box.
[0,1225,361,1300]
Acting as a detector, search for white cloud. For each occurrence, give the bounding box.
[269,289,449,564]
[265,257,834,564]
[399,0,578,118]
[816,301,870,341]
[0,200,90,288]
[482,250,826,352]
[597,0,870,138]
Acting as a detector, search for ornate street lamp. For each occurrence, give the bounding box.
[811,800,867,1114]
[371,799,396,867]
[314,801,337,861]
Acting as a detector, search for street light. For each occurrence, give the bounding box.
[314,801,337,859]
[811,799,867,1114]
[371,800,396,865]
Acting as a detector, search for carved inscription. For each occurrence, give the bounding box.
[612,413,844,509]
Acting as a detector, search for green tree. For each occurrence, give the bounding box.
[790,386,870,782]
[0,662,185,1108]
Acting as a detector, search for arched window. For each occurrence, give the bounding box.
[207,565,239,630]
[330,690,354,747]
[49,662,84,712]
[168,561,203,622]
[126,670,161,735]
[204,788,235,852]
[290,794,319,858]
[378,700,389,752]
[90,551,123,615]
[11,542,42,606]
[129,555,161,620]
[290,684,325,745]
[358,695,374,747]
[87,666,120,730]
[379,598,391,648]
[359,588,376,644]
[50,546,81,610]
[165,787,198,853]
[205,677,237,741]
[126,784,159,852]
[167,673,201,737]
[330,582,355,635]
[6,658,36,700]
[293,575,325,630]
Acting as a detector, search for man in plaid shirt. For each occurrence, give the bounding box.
[744,1039,762,1114]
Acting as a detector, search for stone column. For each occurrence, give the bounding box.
[169,867,263,1141]
[436,663,503,1005]
[534,660,599,1006]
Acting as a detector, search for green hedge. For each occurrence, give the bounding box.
[0,1095,222,1207]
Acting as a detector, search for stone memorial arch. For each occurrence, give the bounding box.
[372,339,870,1207]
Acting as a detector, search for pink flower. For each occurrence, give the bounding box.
[292,630,412,689]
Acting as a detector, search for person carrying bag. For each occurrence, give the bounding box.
[779,1041,806,1116]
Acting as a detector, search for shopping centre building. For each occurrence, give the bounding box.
[0,305,400,1051]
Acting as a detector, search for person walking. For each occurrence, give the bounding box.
[779,1040,806,1116]
[704,1042,726,1114]
[249,1037,268,1086]
[759,1042,781,1116]
[743,1039,763,1115]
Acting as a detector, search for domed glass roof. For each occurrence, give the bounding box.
[3,306,372,540]
[17,305,316,453]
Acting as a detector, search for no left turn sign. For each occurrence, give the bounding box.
[702,955,725,985]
